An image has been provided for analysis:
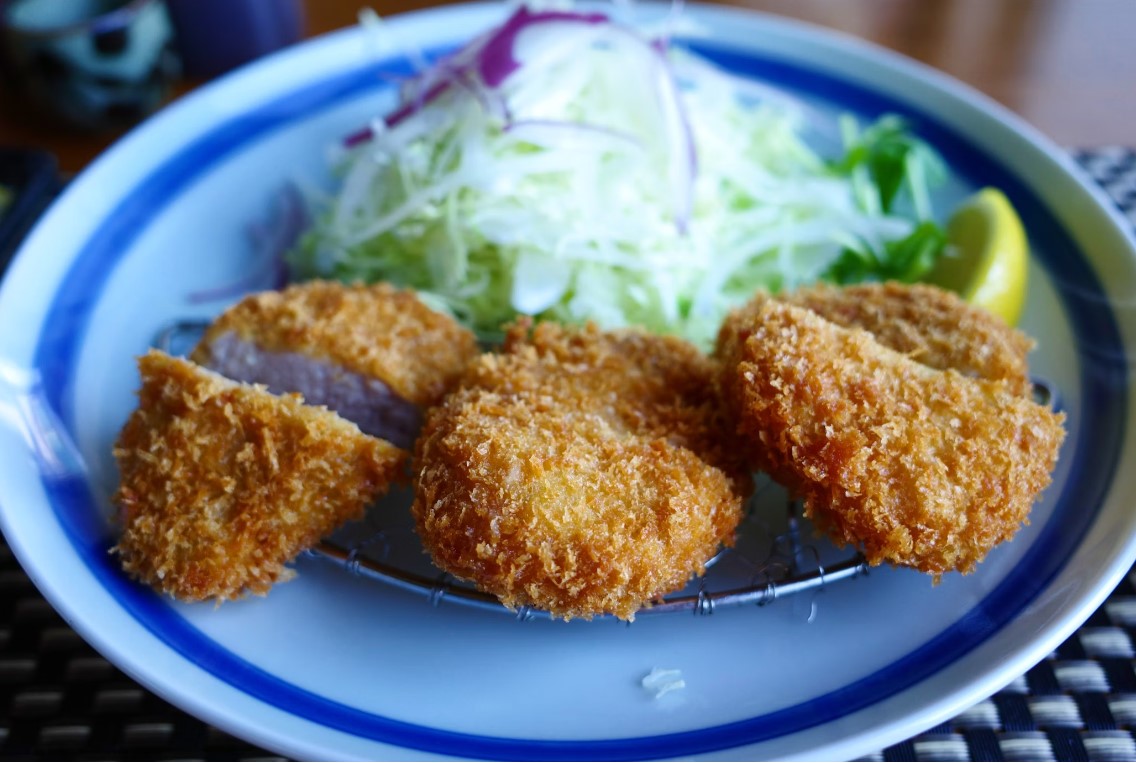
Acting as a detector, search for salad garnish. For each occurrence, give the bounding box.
[291,2,948,347]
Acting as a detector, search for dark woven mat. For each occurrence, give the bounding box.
[0,540,283,761]
[1,148,1135,761]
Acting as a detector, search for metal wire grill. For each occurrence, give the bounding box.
[155,315,1058,617]
[157,319,876,618]
[154,319,1057,620]
[307,492,872,619]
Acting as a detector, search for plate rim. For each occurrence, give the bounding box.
[2,3,1136,760]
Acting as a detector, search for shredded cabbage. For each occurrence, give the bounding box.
[290,4,946,347]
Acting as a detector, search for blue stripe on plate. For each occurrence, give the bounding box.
[30,39,1127,760]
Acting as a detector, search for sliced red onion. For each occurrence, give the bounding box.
[383,78,453,129]
[344,125,374,148]
[342,7,610,147]
[476,6,609,87]
[343,36,484,145]
[339,4,699,233]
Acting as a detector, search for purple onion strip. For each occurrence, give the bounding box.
[342,6,610,147]
[476,6,610,87]
[337,5,698,233]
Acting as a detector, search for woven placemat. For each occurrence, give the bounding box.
[1,148,1134,761]
[0,540,285,761]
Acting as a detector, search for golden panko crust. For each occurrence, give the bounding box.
[781,281,1034,396]
[412,321,752,620]
[720,301,1065,576]
[483,320,754,485]
[190,280,479,407]
[112,350,408,602]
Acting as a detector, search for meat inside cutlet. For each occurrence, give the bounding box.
[190,280,479,448]
[412,321,752,620]
[724,282,1035,397]
[113,350,408,602]
[718,300,1065,576]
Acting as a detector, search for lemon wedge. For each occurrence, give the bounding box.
[925,187,1029,326]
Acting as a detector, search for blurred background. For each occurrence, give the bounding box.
[0,0,1133,175]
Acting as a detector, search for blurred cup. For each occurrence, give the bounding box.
[0,0,180,131]
[165,0,305,80]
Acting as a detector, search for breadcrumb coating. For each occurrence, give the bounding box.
[719,282,1034,397]
[718,301,1065,576]
[479,320,752,483]
[190,280,479,408]
[112,350,408,601]
[412,321,752,620]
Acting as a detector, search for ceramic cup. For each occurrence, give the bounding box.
[165,0,304,80]
[0,0,179,130]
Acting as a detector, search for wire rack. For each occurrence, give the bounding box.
[310,485,871,620]
[154,319,1060,620]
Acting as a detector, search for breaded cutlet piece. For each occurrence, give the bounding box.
[480,320,754,484]
[412,321,752,620]
[719,301,1065,576]
[721,282,1035,397]
[112,350,408,602]
[190,280,479,448]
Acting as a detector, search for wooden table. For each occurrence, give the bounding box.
[0,0,1133,174]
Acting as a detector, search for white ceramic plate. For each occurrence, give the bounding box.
[2,3,1135,760]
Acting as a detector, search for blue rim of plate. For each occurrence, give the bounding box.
[22,34,1128,761]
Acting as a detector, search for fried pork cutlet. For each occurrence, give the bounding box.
[717,301,1065,576]
[412,321,752,620]
[721,282,1035,397]
[113,350,408,601]
[190,280,479,448]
